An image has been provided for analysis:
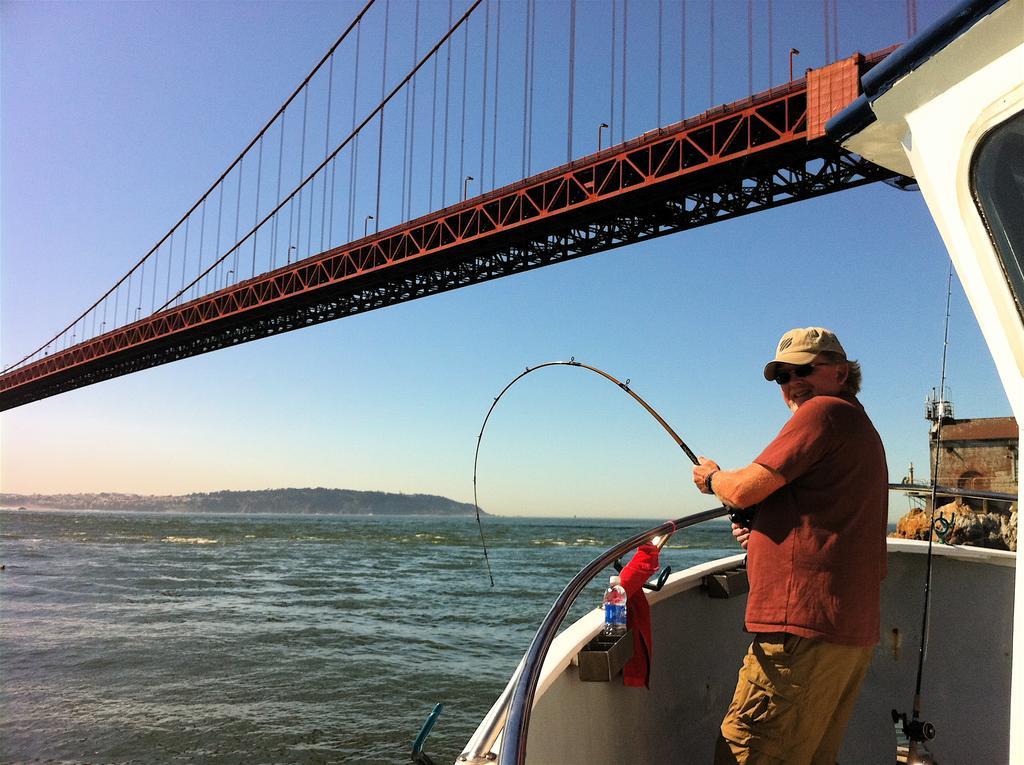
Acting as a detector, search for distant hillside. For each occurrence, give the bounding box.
[0,488,482,516]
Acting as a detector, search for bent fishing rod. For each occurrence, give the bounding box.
[472,358,714,587]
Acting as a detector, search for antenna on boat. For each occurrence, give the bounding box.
[894,262,955,764]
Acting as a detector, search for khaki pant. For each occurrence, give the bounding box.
[714,633,874,765]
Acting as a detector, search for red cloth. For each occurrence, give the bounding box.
[617,543,661,688]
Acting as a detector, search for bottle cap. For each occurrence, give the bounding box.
[609,575,621,586]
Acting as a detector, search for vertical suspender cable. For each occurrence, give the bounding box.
[406,0,420,222]
[196,199,207,298]
[832,0,839,60]
[823,0,831,64]
[480,0,490,185]
[401,36,412,222]
[328,166,338,252]
[114,262,121,321]
[375,0,390,233]
[709,0,714,107]
[234,160,243,276]
[522,0,531,178]
[349,21,362,242]
[656,0,662,129]
[429,36,439,211]
[349,143,357,243]
[568,0,576,162]
[289,113,298,253]
[253,136,264,276]
[491,0,501,190]
[180,217,191,306]
[768,0,773,86]
[328,61,338,247]
[298,88,309,255]
[620,0,627,142]
[215,178,224,287]
[321,55,334,250]
[527,0,536,174]
[273,115,285,268]
[138,260,145,316]
[610,0,617,144]
[136,262,143,317]
[304,124,314,256]
[287,186,295,257]
[151,236,160,311]
[747,0,753,94]
[274,117,286,268]
[459,15,469,195]
[442,0,453,205]
[165,232,174,307]
[680,0,686,118]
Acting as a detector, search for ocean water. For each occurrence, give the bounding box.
[0,510,736,765]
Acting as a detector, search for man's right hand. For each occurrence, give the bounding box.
[731,522,751,550]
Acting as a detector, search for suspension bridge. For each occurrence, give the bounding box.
[1,0,929,411]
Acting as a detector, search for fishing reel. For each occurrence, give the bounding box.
[892,709,937,764]
[727,506,755,528]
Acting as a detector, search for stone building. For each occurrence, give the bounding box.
[894,394,1017,549]
[931,415,1017,513]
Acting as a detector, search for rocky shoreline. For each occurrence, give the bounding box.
[891,500,1017,551]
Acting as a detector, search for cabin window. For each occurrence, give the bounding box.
[971,109,1024,323]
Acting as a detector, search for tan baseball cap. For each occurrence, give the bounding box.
[763,327,847,380]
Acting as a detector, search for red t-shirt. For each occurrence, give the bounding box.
[746,394,888,646]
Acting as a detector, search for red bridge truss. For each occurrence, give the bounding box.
[1,50,904,411]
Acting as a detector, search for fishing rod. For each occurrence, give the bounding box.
[896,264,955,764]
[472,358,704,587]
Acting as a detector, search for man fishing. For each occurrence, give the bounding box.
[693,327,888,765]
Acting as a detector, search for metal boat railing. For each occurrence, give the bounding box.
[459,482,1018,764]
[457,505,732,765]
[888,482,1017,503]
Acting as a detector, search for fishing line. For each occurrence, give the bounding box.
[472,359,701,587]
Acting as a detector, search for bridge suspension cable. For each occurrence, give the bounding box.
[2,0,377,375]
[158,0,485,313]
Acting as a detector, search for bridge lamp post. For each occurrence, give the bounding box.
[287,245,297,264]
[598,122,609,151]
[364,215,374,237]
[135,307,141,321]
[463,176,474,201]
[225,269,234,289]
[789,48,800,81]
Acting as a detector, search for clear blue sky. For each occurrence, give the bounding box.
[1,0,1007,519]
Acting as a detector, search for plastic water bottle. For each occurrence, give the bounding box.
[602,575,627,638]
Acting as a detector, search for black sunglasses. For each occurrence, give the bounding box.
[773,363,830,385]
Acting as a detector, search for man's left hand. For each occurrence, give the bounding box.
[693,456,721,495]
